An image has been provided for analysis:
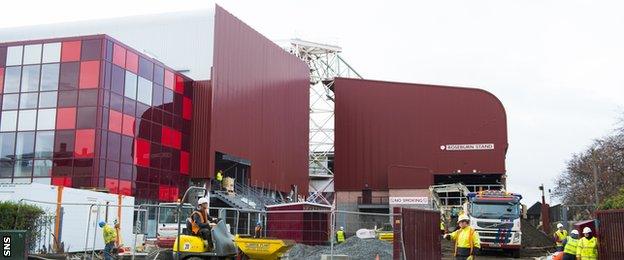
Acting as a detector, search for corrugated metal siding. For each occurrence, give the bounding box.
[399,207,441,260]
[210,6,310,194]
[334,78,507,191]
[596,210,624,259]
[191,80,212,178]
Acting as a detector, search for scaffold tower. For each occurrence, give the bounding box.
[286,38,362,205]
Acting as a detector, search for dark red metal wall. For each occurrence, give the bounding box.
[334,78,507,191]
[190,80,211,179]
[210,6,310,194]
[596,210,624,259]
[396,207,441,260]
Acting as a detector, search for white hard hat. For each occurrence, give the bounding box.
[583,227,592,234]
[457,215,470,223]
[340,226,344,230]
[571,230,579,235]
[198,197,209,205]
[557,223,564,228]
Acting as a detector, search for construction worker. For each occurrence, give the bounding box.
[444,215,480,260]
[336,226,346,243]
[554,223,568,252]
[187,197,216,246]
[562,229,579,260]
[216,170,224,190]
[254,220,263,238]
[440,217,446,235]
[99,221,117,260]
[577,227,598,260]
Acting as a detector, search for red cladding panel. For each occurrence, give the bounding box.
[109,110,123,133]
[79,61,100,89]
[125,51,138,73]
[0,68,4,93]
[61,41,81,62]
[190,80,211,178]
[175,75,184,94]
[122,114,135,136]
[164,70,174,90]
[210,6,309,193]
[334,78,508,191]
[134,138,150,167]
[56,107,76,129]
[74,129,95,158]
[182,97,192,120]
[180,151,189,174]
[113,44,126,67]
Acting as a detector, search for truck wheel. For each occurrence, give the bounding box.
[512,249,520,258]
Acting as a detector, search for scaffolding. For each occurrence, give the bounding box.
[286,39,362,205]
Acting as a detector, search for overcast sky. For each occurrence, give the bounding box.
[2,0,622,205]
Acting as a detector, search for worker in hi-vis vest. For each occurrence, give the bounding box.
[444,215,481,260]
[336,226,346,243]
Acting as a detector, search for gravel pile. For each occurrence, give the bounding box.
[285,237,393,260]
[520,219,555,248]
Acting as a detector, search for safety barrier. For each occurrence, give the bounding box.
[596,209,624,259]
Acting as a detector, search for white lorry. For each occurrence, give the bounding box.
[464,190,523,258]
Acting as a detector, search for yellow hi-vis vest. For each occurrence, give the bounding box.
[216,171,223,182]
[450,226,481,256]
[577,236,598,260]
[336,230,345,243]
[563,236,579,255]
[554,230,568,246]
[440,221,445,231]
[102,224,117,244]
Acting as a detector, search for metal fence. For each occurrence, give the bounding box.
[398,207,441,260]
[15,200,450,259]
[30,214,55,254]
[596,209,624,259]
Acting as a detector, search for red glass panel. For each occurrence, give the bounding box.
[164,70,174,90]
[0,68,4,94]
[134,138,150,167]
[126,51,138,74]
[105,178,119,194]
[180,151,189,174]
[74,129,95,158]
[174,75,184,94]
[122,114,135,136]
[61,41,81,62]
[158,185,178,202]
[182,97,192,120]
[119,180,132,195]
[52,176,72,187]
[108,110,122,133]
[113,44,126,67]
[161,126,181,149]
[56,107,76,129]
[79,61,100,89]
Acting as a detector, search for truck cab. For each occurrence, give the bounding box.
[465,190,522,258]
[156,203,193,248]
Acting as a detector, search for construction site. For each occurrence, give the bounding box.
[0,2,622,260]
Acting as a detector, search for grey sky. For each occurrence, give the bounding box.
[3,0,622,205]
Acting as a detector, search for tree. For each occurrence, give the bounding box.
[600,187,624,210]
[553,123,624,216]
[0,201,46,251]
